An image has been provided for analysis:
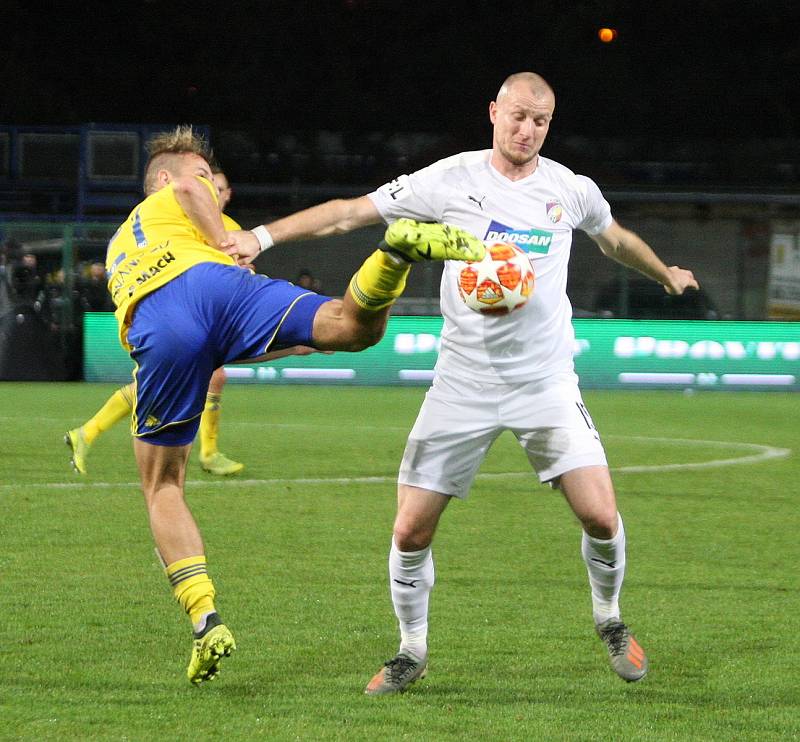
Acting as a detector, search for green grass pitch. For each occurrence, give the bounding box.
[2,382,798,741]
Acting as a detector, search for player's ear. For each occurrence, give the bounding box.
[156,168,172,188]
[489,101,498,124]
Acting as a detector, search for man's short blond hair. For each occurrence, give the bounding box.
[143,125,212,195]
[496,72,554,101]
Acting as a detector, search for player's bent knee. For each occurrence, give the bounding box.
[348,321,386,351]
[393,520,435,551]
[582,508,619,539]
[312,303,387,352]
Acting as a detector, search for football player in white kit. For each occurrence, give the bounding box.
[224,72,699,692]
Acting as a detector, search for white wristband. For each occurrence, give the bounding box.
[251,225,274,253]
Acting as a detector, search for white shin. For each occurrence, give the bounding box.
[581,513,626,625]
[389,537,434,660]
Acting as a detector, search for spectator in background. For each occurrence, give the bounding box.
[211,164,233,210]
[295,269,322,293]
[78,262,115,312]
[0,239,22,311]
[13,253,43,305]
[42,267,70,331]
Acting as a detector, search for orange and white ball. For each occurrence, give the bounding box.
[458,242,535,315]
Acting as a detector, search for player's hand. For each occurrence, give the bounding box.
[663,266,699,295]
[221,230,260,265]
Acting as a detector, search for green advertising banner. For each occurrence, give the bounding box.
[84,313,800,390]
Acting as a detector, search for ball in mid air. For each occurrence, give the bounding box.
[458,242,535,314]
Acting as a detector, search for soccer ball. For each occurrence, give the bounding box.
[458,242,535,314]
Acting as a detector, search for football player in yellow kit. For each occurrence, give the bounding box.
[65,167,244,476]
[96,125,484,685]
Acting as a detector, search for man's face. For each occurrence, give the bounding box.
[173,153,214,183]
[213,172,232,210]
[490,82,555,168]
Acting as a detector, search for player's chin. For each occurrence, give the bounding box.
[505,147,536,166]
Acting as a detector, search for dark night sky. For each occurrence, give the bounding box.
[2,0,799,139]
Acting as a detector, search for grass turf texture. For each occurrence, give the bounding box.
[1,382,798,741]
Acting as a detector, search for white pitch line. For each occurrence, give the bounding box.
[604,435,791,473]
[1,436,790,491]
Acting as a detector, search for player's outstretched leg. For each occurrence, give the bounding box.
[64,427,91,475]
[365,652,428,696]
[381,218,485,263]
[596,618,648,682]
[187,612,237,685]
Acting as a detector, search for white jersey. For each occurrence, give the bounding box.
[368,149,613,383]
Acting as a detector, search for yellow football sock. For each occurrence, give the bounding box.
[83,384,134,444]
[348,250,411,311]
[199,392,222,459]
[166,555,216,625]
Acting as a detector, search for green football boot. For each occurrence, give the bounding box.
[381,219,485,263]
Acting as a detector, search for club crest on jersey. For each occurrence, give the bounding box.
[483,220,553,254]
[546,200,563,224]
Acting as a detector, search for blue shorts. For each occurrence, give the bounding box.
[126,263,331,446]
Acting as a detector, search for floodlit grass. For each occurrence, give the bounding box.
[2,383,798,741]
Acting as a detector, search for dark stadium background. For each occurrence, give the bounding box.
[4,1,798,138]
[1,0,799,380]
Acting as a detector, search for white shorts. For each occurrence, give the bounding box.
[398,370,607,498]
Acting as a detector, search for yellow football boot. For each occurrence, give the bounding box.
[200,452,244,476]
[187,613,236,685]
[64,427,90,475]
[381,219,485,263]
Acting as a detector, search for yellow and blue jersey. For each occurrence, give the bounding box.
[105,176,238,349]
[105,175,330,445]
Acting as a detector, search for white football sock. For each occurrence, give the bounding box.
[389,537,434,661]
[581,513,626,625]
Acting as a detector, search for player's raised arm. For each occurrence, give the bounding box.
[591,219,699,295]
[171,174,228,249]
[222,195,382,264]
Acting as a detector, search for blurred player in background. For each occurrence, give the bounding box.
[65,167,244,476]
[102,125,484,685]
[224,72,699,693]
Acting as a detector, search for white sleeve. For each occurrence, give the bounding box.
[367,165,445,224]
[574,175,613,235]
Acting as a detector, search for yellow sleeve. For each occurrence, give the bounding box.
[222,213,242,231]
[197,175,220,205]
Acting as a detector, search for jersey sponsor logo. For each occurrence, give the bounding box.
[107,251,127,278]
[133,250,177,287]
[546,199,563,223]
[109,248,177,301]
[483,220,553,254]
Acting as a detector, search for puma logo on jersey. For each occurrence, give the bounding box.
[468,194,487,210]
[483,220,553,254]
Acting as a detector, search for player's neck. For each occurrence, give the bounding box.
[490,152,539,182]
